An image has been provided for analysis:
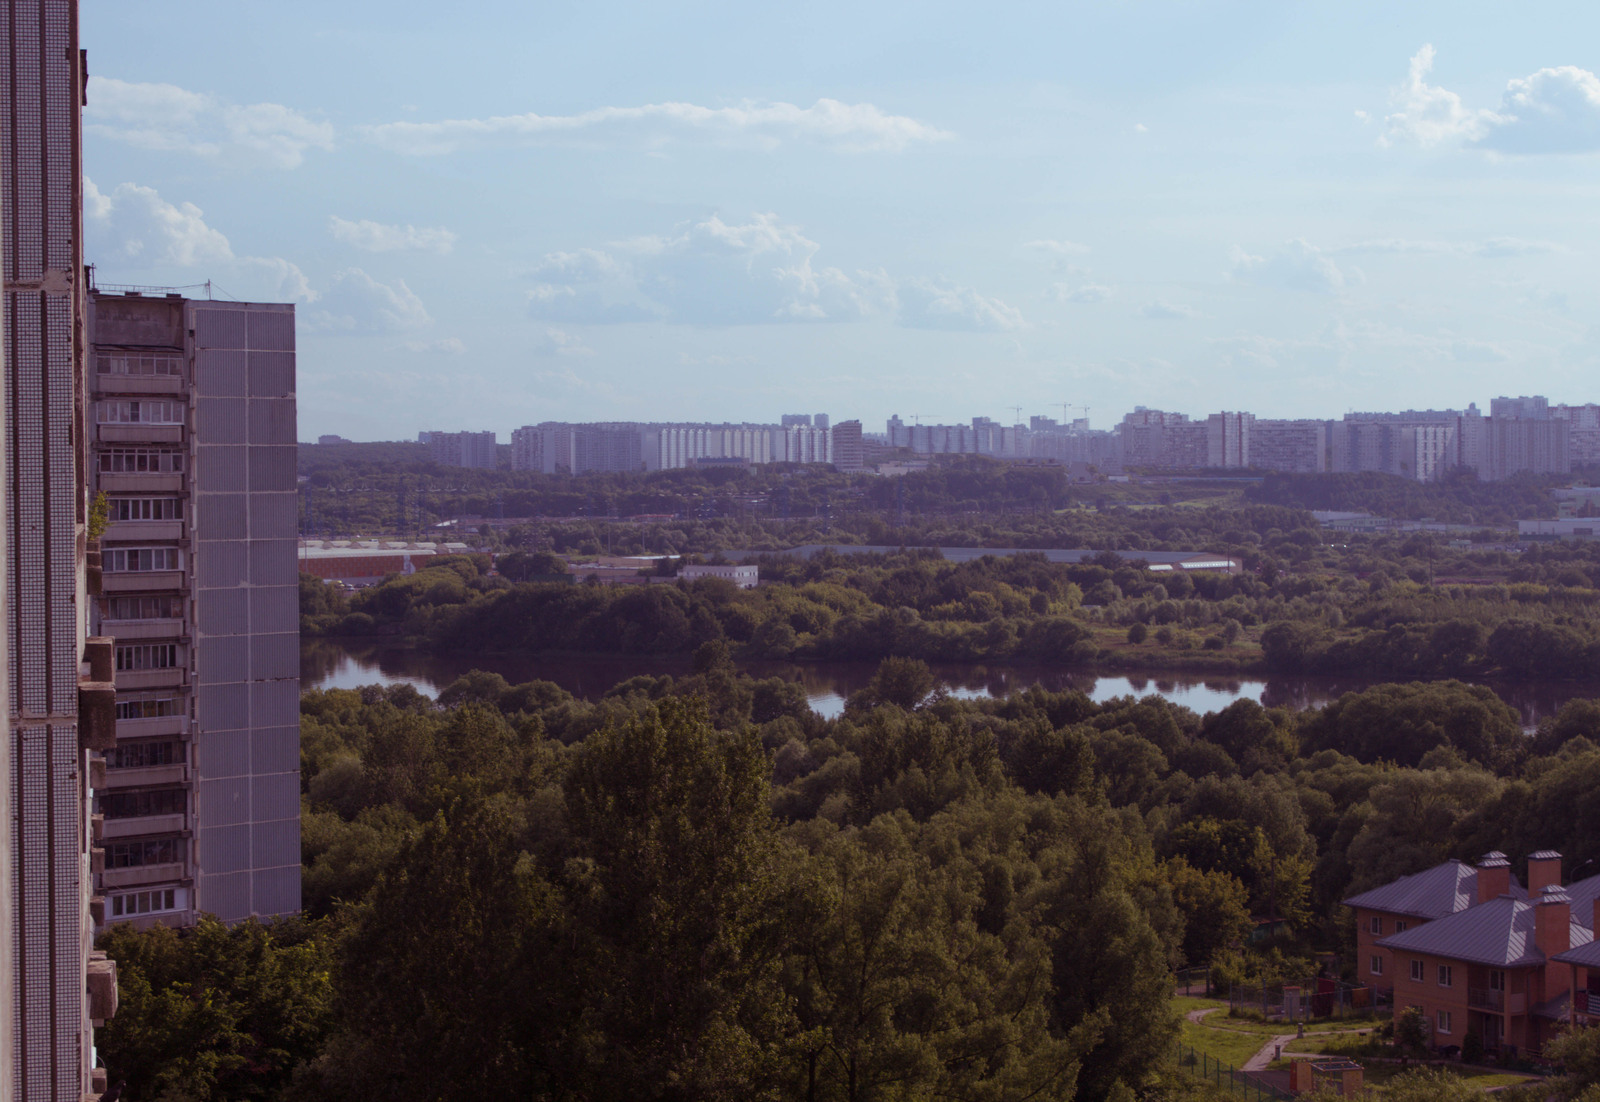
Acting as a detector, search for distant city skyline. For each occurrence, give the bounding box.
[80,1,1600,440]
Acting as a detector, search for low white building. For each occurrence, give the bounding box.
[681,563,759,588]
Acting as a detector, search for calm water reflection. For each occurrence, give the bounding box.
[302,640,1600,723]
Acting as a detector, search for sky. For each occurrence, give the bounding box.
[79,1,1600,442]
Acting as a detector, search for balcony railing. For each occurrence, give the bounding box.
[1468,987,1503,1012]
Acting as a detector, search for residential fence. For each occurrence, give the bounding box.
[1173,1041,1294,1102]
[1227,977,1386,1022]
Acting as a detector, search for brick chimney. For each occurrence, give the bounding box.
[1528,850,1563,897]
[1535,885,1572,958]
[1477,852,1511,903]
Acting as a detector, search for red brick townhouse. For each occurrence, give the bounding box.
[1555,921,1600,1028]
[1355,851,1599,1056]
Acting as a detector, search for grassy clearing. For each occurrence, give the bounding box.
[1178,1015,1267,1067]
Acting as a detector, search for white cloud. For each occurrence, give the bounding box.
[1230,239,1349,294]
[1134,123,1149,133]
[330,216,458,254]
[87,76,333,168]
[897,280,1024,332]
[1140,299,1203,320]
[1025,239,1091,260]
[307,269,431,333]
[365,98,951,155]
[525,213,896,325]
[529,328,594,357]
[405,338,467,355]
[1053,282,1114,304]
[1334,237,1563,258]
[1451,339,1509,363]
[84,177,313,302]
[1383,45,1600,154]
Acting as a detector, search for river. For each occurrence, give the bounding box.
[299,640,1598,724]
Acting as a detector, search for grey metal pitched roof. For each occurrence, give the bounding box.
[1343,861,1481,920]
[1554,935,1600,967]
[1566,872,1600,932]
[1377,895,1594,968]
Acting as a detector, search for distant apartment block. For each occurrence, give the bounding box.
[316,434,352,445]
[89,290,301,929]
[832,420,865,471]
[426,429,497,469]
[510,421,832,473]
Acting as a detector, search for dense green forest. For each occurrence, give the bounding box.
[97,653,1600,1101]
[303,527,1600,681]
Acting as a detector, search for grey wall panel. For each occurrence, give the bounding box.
[247,446,297,492]
[251,820,299,867]
[247,310,296,352]
[251,726,300,774]
[197,730,251,780]
[248,398,296,445]
[197,636,249,685]
[198,587,249,637]
[198,683,250,732]
[196,396,247,443]
[199,824,251,874]
[248,492,298,536]
[196,494,248,541]
[252,867,302,919]
[250,773,300,823]
[250,680,301,729]
[195,350,247,398]
[247,350,294,396]
[198,871,251,923]
[195,308,247,350]
[248,539,299,586]
[197,540,248,588]
[248,586,297,634]
[199,777,251,827]
[197,445,247,493]
[248,633,298,680]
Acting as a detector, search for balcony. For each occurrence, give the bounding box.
[102,570,185,593]
[101,813,186,840]
[97,473,183,493]
[105,520,183,542]
[112,714,187,739]
[114,667,186,691]
[1468,988,1525,1014]
[98,424,183,445]
[99,863,186,891]
[103,763,188,789]
[96,373,184,395]
[101,617,186,641]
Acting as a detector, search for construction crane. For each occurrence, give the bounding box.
[1009,405,1024,425]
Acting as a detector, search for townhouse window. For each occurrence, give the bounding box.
[113,696,183,721]
[105,837,183,869]
[1369,916,1382,935]
[110,497,182,522]
[114,644,179,672]
[106,595,183,621]
[1437,1010,1452,1035]
[98,449,184,473]
[1438,965,1453,988]
[109,887,181,918]
[1411,960,1424,982]
[1370,956,1384,976]
[97,400,185,425]
[104,547,181,573]
[1395,921,1408,932]
[1488,970,1504,991]
[101,788,186,819]
[97,352,182,377]
[108,740,183,768]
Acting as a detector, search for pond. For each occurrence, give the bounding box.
[300,640,1600,724]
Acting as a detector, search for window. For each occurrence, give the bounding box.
[105,837,183,869]
[1411,960,1425,982]
[98,449,184,473]
[109,887,181,918]
[1369,916,1382,935]
[1437,1010,1452,1035]
[105,595,183,621]
[110,497,181,522]
[98,352,182,377]
[104,547,181,573]
[97,400,185,424]
[108,740,183,768]
[113,696,183,721]
[1395,921,1408,932]
[101,788,185,819]
[1370,956,1384,976]
[114,644,179,672]
[1488,970,1505,991]
[1438,965,1453,988]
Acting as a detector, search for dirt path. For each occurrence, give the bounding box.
[1243,1034,1299,1072]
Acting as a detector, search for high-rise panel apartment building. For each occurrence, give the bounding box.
[2,0,112,1095]
[426,430,497,469]
[88,290,301,929]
